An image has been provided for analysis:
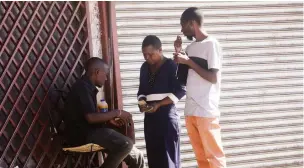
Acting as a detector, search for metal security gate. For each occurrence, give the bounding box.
[114,1,303,168]
[0,1,90,167]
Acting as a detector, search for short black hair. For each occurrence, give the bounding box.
[142,35,162,49]
[84,57,108,75]
[181,7,203,26]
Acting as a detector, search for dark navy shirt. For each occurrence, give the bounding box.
[63,76,100,146]
[137,58,186,120]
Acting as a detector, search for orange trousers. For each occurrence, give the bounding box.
[186,116,226,168]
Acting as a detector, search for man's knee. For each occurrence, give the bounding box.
[96,129,134,155]
[120,137,133,154]
[126,140,134,153]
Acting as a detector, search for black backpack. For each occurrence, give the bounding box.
[47,88,69,142]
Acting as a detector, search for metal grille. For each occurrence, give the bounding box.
[0,1,90,167]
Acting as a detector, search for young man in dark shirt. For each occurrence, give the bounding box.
[63,57,145,168]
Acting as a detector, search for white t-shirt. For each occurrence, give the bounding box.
[184,36,222,118]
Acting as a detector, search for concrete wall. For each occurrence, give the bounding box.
[86,1,104,101]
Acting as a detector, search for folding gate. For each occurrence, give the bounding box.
[0,1,91,167]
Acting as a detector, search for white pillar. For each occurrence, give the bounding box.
[86,1,105,101]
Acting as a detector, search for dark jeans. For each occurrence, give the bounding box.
[86,128,145,168]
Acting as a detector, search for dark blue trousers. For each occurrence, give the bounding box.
[144,105,181,168]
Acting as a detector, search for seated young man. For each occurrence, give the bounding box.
[63,57,145,168]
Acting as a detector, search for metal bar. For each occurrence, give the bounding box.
[61,8,69,23]
[23,2,35,20]
[5,68,13,79]
[0,3,86,163]
[42,24,89,168]
[0,1,72,161]
[0,2,25,51]
[62,37,84,66]
[62,39,88,90]
[0,2,42,87]
[63,154,69,168]
[0,2,54,119]
[34,3,47,24]
[0,2,30,62]
[109,2,123,110]
[2,107,8,115]
[0,1,66,132]
[55,21,84,62]
[1,2,90,167]
[63,3,81,24]
[55,35,88,90]
[47,147,62,168]
[74,155,83,168]
[0,2,16,30]
[1,134,16,155]
[17,124,47,168]
[35,151,47,168]
[67,3,82,24]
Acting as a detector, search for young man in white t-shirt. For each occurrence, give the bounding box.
[174,7,226,168]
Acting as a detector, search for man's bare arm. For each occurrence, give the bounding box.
[174,53,218,84]
[187,59,218,84]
